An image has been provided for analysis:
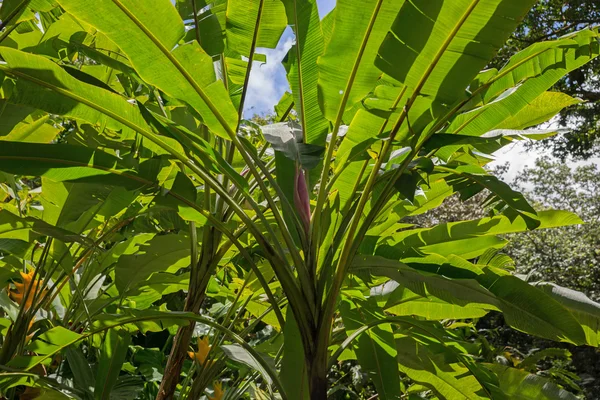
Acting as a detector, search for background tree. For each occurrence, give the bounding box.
[500,159,600,399]
[507,157,600,299]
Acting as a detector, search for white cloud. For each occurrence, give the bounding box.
[489,119,599,184]
[490,139,600,187]
[243,31,294,118]
[490,141,550,182]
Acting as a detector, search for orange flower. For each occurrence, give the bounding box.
[208,381,224,400]
[8,269,47,311]
[25,318,36,343]
[188,336,211,366]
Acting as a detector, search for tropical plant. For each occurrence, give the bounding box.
[0,0,599,399]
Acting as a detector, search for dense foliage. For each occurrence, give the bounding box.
[0,0,599,399]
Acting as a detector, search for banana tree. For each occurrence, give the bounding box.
[0,0,599,399]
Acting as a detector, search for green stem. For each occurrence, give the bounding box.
[311,0,386,269]
[318,2,485,368]
[191,0,201,46]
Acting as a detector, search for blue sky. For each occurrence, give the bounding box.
[243,0,336,118]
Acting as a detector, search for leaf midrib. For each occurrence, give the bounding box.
[290,0,308,133]
[314,0,388,269]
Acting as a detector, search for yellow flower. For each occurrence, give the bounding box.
[209,381,224,400]
[188,336,211,365]
[9,269,48,310]
[25,317,36,343]
[367,148,379,159]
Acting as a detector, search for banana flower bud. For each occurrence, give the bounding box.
[294,166,311,235]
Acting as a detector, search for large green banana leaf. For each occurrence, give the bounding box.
[374,0,536,140]
[317,0,401,122]
[448,30,600,136]
[56,0,238,139]
[340,296,401,399]
[226,0,287,57]
[281,0,329,146]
